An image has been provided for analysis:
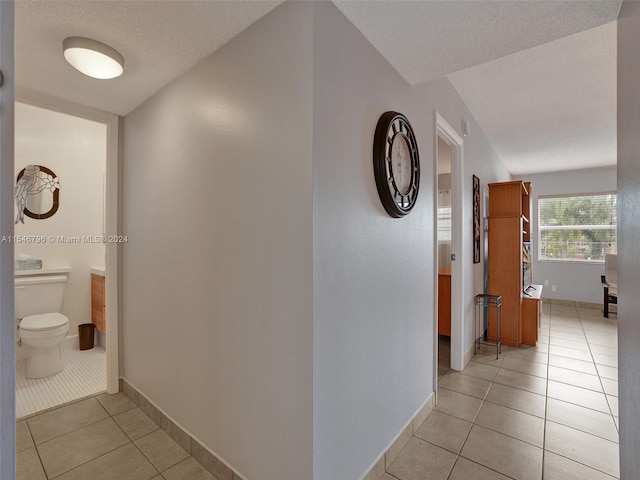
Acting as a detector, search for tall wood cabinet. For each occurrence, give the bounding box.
[487,181,532,347]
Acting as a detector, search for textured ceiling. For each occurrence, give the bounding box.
[333,1,620,86]
[15,0,621,174]
[15,0,283,115]
[449,21,617,175]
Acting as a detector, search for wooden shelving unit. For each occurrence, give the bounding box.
[487,181,532,347]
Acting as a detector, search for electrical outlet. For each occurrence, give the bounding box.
[544,279,549,286]
[552,285,557,292]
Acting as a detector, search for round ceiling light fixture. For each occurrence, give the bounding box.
[63,37,124,79]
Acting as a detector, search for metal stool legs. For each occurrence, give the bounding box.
[474,294,502,359]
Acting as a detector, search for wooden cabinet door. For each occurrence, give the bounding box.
[91,274,106,333]
[438,271,451,336]
[488,216,523,347]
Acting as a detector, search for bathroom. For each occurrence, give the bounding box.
[14,100,107,418]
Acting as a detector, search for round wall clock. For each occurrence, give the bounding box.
[373,111,420,218]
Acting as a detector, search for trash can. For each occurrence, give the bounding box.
[78,323,96,350]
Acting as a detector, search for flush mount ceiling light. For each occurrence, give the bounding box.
[63,37,124,79]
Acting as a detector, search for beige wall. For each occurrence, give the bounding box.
[14,102,105,356]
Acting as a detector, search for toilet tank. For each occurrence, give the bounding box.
[15,274,68,319]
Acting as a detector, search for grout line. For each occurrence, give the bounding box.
[544,304,619,478]
[543,450,619,479]
[419,311,617,479]
[24,421,49,480]
[544,417,619,444]
[541,306,552,480]
[48,441,135,479]
[16,347,107,418]
[32,411,112,448]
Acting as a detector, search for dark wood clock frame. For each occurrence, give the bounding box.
[373,111,421,218]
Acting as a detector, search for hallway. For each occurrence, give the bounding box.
[15,302,618,480]
[387,302,618,479]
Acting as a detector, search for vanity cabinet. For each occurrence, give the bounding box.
[438,268,451,336]
[91,273,105,333]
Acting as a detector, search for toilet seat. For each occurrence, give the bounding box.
[20,313,69,331]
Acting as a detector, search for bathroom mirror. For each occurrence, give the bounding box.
[15,165,60,223]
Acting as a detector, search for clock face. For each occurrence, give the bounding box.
[373,112,420,217]
[390,134,412,195]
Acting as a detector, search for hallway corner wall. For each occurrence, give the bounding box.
[413,78,510,372]
[121,2,313,479]
[311,3,432,478]
[617,2,640,477]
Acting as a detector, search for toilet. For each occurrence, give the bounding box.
[15,273,70,379]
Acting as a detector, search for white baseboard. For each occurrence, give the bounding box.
[464,342,474,367]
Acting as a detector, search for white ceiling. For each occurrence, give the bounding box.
[15,0,621,175]
[15,1,284,116]
[449,21,617,175]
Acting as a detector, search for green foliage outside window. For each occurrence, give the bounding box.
[538,193,617,262]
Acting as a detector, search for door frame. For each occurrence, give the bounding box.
[16,88,120,394]
[433,111,465,395]
[0,3,16,477]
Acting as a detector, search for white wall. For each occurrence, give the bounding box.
[617,2,640,477]
[312,3,510,478]
[121,2,512,479]
[121,2,313,479]
[312,4,431,479]
[414,78,510,368]
[14,102,105,356]
[519,166,616,304]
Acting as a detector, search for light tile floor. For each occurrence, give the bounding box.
[16,393,216,480]
[16,346,107,419]
[390,303,619,480]
[16,304,617,480]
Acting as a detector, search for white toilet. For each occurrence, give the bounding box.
[15,273,70,379]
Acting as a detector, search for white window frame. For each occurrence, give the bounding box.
[538,191,617,264]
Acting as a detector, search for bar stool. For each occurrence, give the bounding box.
[474,294,502,359]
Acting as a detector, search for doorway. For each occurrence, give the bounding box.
[436,136,452,380]
[15,90,120,415]
[434,112,465,396]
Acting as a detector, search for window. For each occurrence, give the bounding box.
[437,189,451,242]
[538,192,617,262]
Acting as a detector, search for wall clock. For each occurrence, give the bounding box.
[373,111,420,217]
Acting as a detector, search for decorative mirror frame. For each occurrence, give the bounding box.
[15,165,60,220]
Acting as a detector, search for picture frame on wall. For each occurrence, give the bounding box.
[473,175,481,264]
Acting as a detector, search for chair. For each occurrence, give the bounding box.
[601,254,617,318]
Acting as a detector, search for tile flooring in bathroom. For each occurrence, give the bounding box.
[16,303,618,480]
[16,346,107,419]
[388,302,619,480]
[17,393,216,480]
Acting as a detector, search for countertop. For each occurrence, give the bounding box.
[15,267,72,276]
[90,267,106,277]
